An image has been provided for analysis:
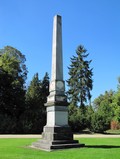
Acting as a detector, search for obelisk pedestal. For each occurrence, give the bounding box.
[31,15,84,151]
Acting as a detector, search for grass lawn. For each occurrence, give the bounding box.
[0,138,120,159]
[105,129,120,134]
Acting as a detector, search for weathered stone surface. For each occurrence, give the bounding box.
[45,94,68,106]
[42,126,73,140]
[45,106,68,126]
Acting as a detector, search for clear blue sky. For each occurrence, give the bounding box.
[0,0,120,101]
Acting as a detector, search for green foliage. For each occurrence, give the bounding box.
[111,81,120,122]
[67,45,93,108]
[67,45,93,132]
[108,79,120,130]
[91,87,120,132]
[25,73,42,110]
[68,104,94,132]
[91,91,114,132]
[25,72,49,111]
[90,112,109,133]
[0,46,27,84]
[22,72,49,133]
[0,45,50,134]
[0,114,17,133]
[0,46,27,133]
[85,105,94,129]
[68,104,80,132]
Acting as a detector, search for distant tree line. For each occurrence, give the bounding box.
[0,45,120,134]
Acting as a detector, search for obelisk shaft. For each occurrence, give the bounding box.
[31,15,85,151]
[48,15,65,97]
[51,15,63,81]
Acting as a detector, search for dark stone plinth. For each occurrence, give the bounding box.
[31,126,85,151]
[42,126,73,140]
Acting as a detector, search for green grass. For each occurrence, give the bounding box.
[0,138,120,159]
[105,129,120,134]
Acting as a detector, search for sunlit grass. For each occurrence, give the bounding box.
[0,138,120,159]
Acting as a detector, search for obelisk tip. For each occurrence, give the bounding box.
[54,14,61,18]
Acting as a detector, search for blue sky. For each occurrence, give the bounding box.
[0,0,120,101]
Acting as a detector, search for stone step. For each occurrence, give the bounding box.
[31,140,85,151]
[34,139,79,145]
[51,143,85,150]
[51,140,79,145]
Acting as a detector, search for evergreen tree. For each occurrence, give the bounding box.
[67,45,93,108]
[67,45,93,132]
[25,73,42,110]
[41,72,49,104]
[22,72,49,133]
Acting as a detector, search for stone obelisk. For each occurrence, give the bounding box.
[32,15,84,151]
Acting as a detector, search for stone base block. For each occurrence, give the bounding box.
[42,126,73,140]
[31,126,85,151]
[31,139,85,151]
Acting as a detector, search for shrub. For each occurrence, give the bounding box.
[111,120,120,130]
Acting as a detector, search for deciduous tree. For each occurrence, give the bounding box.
[0,46,27,133]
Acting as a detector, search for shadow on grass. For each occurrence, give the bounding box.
[85,145,120,149]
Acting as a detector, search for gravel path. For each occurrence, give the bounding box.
[0,134,120,138]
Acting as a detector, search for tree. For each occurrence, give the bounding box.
[41,72,50,104]
[0,69,13,115]
[67,45,93,108]
[25,73,42,110]
[0,46,27,116]
[85,105,94,129]
[91,90,114,132]
[68,103,79,132]
[67,45,93,132]
[110,78,120,129]
[22,72,49,133]
[0,46,27,133]
[0,46,27,83]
